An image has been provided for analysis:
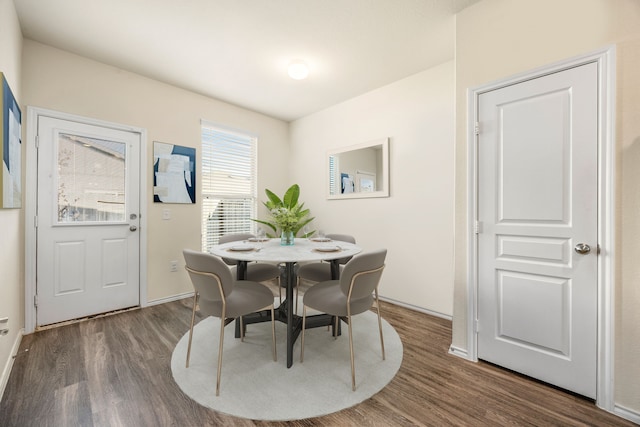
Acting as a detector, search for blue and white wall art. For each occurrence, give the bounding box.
[153,141,196,204]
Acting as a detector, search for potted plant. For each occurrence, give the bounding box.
[253,184,314,245]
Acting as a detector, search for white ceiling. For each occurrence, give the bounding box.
[14,0,479,122]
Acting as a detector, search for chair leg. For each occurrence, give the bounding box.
[186,293,198,368]
[300,305,307,362]
[295,276,299,314]
[216,315,226,396]
[375,289,385,360]
[270,304,277,361]
[240,316,244,342]
[347,314,356,391]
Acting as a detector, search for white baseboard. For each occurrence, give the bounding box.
[378,298,471,363]
[146,291,194,307]
[378,296,452,321]
[0,329,23,402]
[613,403,640,424]
[448,345,472,360]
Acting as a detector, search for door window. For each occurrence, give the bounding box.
[56,133,126,223]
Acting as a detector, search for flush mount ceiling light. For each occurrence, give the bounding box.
[288,60,309,80]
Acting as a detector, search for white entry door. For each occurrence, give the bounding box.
[477,62,598,398]
[36,116,141,326]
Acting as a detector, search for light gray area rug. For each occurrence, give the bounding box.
[171,299,403,421]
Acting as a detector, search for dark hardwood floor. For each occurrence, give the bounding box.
[0,299,633,426]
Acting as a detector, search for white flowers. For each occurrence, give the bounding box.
[270,207,300,232]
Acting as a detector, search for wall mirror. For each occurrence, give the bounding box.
[327,137,389,199]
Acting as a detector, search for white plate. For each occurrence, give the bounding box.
[311,237,332,242]
[247,237,269,242]
[314,246,341,252]
[228,245,255,252]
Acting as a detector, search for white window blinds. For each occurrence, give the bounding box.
[329,155,337,195]
[201,122,257,251]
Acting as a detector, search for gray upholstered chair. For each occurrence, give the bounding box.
[183,249,276,396]
[295,233,356,312]
[219,233,283,302]
[300,248,387,391]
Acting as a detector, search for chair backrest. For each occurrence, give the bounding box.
[183,249,235,315]
[219,233,254,265]
[326,233,356,265]
[340,249,387,300]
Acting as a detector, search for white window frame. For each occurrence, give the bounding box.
[200,121,257,251]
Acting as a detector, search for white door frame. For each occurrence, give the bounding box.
[465,47,616,410]
[24,107,148,333]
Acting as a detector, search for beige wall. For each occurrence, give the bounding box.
[290,62,455,316]
[21,40,290,302]
[453,0,640,413]
[0,0,23,397]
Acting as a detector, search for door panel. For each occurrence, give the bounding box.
[36,116,140,326]
[497,271,570,355]
[477,62,597,398]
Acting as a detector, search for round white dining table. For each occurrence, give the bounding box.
[210,237,362,368]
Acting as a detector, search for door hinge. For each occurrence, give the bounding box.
[34,215,38,228]
[34,294,38,308]
[35,135,39,149]
[474,319,480,333]
[475,122,480,135]
[474,221,482,234]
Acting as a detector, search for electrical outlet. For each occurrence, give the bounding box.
[170,260,178,272]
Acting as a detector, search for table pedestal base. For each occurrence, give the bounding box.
[235,261,341,368]
[235,303,341,368]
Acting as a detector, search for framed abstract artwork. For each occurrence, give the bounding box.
[153,141,196,204]
[0,72,21,209]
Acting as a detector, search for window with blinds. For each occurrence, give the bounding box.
[201,122,257,251]
[329,155,337,195]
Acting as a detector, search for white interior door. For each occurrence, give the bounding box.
[477,62,598,398]
[36,116,141,326]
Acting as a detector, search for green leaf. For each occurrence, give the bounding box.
[296,207,310,217]
[282,184,299,209]
[293,217,314,235]
[264,188,283,207]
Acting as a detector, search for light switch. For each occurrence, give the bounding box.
[162,209,171,220]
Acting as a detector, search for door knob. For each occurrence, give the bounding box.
[130,225,137,232]
[574,243,591,254]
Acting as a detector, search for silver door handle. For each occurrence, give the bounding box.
[130,225,137,232]
[574,243,591,254]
